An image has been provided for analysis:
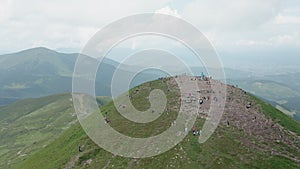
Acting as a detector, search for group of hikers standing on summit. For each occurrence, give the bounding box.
[192,126,202,136]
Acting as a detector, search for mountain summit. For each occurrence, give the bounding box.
[10,76,300,169]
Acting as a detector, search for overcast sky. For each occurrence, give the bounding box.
[0,0,299,72]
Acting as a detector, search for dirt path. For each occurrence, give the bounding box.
[64,154,81,169]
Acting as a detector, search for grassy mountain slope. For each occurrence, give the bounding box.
[0,93,110,168]
[1,47,299,125]
[0,47,76,105]
[16,77,300,169]
[0,47,167,106]
[228,79,300,121]
[0,47,119,105]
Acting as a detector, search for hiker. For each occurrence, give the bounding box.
[79,146,84,152]
[198,99,203,105]
[185,127,188,132]
[246,102,252,109]
[104,117,110,124]
[199,130,202,136]
[227,120,230,127]
[201,72,205,80]
[197,111,201,118]
[192,126,196,132]
[246,104,251,109]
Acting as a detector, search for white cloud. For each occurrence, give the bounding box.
[274,15,300,24]
[234,34,300,48]
[182,0,280,30]
[155,6,181,18]
[179,0,300,50]
[0,0,12,22]
[0,0,300,54]
[235,40,272,47]
[270,34,300,46]
[0,0,172,52]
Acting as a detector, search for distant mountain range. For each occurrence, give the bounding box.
[0,47,250,104]
[0,47,116,104]
[0,47,299,121]
[0,47,169,105]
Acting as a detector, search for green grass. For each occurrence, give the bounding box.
[8,79,300,169]
[0,93,111,169]
[253,155,300,169]
[18,117,298,169]
[13,124,87,169]
[250,94,300,136]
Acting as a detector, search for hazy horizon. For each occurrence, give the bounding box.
[1,0,300,75]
